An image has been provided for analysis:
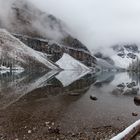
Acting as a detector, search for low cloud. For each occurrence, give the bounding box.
[1,0,140,56]
[29,0,140,54]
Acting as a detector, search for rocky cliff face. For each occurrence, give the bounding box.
[13,33,96,67]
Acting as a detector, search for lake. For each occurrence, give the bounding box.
[0,71,140,140]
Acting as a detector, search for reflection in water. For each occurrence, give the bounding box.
[55,70,90,87]
[110,73,140,97]
[94,72,115,87]
[128,72,140,86]
[0,71,140,139]
[0,71,140,109]
[0,70,59,109]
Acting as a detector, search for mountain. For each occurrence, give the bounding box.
[94,44,140,69]
[55,53,91,86]
[0,29,59,71]
[0,0,96,67]
[111,44,140,69]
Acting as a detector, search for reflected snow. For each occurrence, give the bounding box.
[0,70,140,109]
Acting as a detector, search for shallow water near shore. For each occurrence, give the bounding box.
[0,71,140,140]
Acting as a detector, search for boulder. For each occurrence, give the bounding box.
[134,96,140,106]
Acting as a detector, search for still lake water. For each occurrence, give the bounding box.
[0,71,140,139]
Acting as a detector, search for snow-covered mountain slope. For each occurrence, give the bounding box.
[94,44,140,69]
[111,44,140,69]
[56,53,91,71]
[0,29,59,70]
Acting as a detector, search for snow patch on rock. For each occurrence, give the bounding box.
[56,53,90,71]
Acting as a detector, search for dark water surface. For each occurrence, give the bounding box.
[0,71,140,140]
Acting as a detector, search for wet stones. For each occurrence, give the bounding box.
[90,95,98,101]
[48,127,60,134]
[44,121,60,135]
[27,130,32,134]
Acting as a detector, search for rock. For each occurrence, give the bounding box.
[48,127,60,134]
[71,133,77,137]
[134,96,140,106]
[28,130,32,134]
[45,121,50,126]
[52,122,55,126]
[90,95,98,101]
[132,112,138,116]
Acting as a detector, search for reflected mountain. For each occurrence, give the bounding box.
[128,72,140,86]
[110,73,140,96]
[0,70,59,109]
[1,71,140,110]
[94,72,115,87]
[10,72,97,105]
[0,70,96,110]
[55,70,90,87]
[1,71,140,139]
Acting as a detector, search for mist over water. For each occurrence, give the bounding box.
[29,0,140,54]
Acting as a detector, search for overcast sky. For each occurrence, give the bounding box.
[24,0,140,53]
